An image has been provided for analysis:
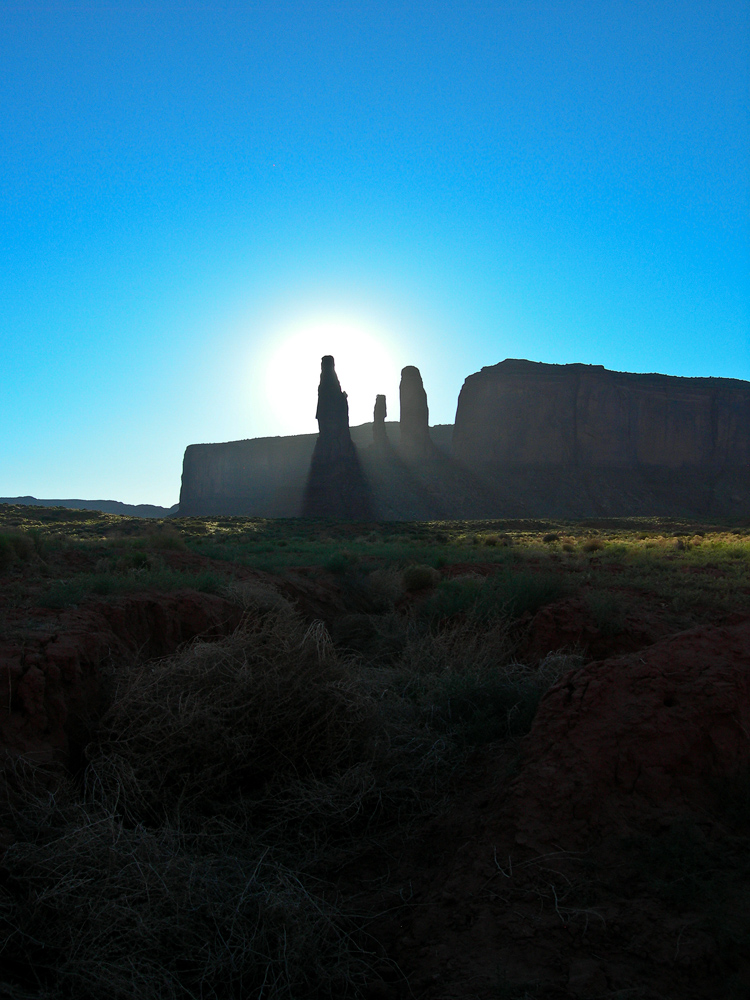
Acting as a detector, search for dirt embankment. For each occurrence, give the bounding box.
[373,615,750,998]
[512,615,750,847]
[0,592,245,764]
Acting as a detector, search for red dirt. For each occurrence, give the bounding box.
[366,617,750,999]
[0,591,245,763]
[524,594,679,662]
[512,616,750,849]
[2,547,750,998]
[0,553,371,766]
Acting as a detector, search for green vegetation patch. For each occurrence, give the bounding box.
[419,568,568,622]
[39,568,223,608]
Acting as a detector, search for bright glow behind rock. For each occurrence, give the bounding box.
[263,316,401,436]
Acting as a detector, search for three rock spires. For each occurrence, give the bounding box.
[314,355,434,461]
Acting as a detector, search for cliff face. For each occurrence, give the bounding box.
[179,435,317,516]
[452,360,750,469]
[179,360,749,520]
[178,423,453,519]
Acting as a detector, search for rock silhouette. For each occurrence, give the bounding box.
[373,394,388,449]
[453,359,750,468]
[313,356,353,461]
[179,358,750,519]
[399,366,434,461]
[302,356,373,518]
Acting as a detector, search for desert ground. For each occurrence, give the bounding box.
[0,506,749,999]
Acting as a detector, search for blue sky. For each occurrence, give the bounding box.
[2,1,748,505]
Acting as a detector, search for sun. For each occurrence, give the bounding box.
[262,315,401,435]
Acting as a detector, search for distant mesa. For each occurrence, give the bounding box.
[0,497,178,518]
[179,358,750,519]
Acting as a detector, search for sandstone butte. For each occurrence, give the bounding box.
[179,359,750,519]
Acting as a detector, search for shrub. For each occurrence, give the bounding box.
[395,622,580,746]
[582,537,604,553]
[223,578,294,615]
[146,527,186,550]
[0,534,13,572]
[424,665,545,744]
[364,567,402,609]
[418,575,485,619]
[401,564,440,593]
[542,533,560,544]
[325,550,353,574]
[331,613,380,654]
[0,530,35,571]
[418,569,566,623]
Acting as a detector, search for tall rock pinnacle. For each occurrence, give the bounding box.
[303,355,373,518]
[314,355,353,460]
[373,394,388,448]
[399,366,434,461]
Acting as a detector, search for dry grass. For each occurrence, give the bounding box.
[86,608,374,828]
[0,597,581,1000]
[0,760,370,1000]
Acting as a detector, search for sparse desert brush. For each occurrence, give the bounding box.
[401,563,440,592]
[0,534,14,572]
[418,574,484,618]
[543,532,560,543]
[38,568,224,608]
[425,654,581,745]
[601,541,628,559]
[481,568,568,618]
[0,529,35,570]
[393,612,515,680]
[145,525,186,550]
[325,549,355,574]
[726,543,748,559]
[390,616,581,745]
[417,567,566,622]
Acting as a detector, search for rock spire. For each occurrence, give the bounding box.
[373,394,388,448]
[302,355,373,518]
[399,366,434,461]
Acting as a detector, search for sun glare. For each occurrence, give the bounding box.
[262,315,401,435]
